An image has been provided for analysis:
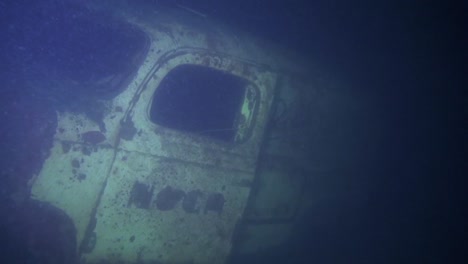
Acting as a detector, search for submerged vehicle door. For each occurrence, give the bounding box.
[32,45,276,263]
[87,49,276,263]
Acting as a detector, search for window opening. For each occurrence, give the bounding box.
[150,64,251,142]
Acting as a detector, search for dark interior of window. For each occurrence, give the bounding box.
[150,64,248,142]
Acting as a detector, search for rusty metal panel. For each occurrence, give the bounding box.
[82,151,251,263]
[80,49,277,263]
[30,5,288,263]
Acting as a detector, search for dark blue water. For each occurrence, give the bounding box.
[0,0,463,263]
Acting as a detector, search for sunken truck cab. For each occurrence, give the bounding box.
[30,3,331,264]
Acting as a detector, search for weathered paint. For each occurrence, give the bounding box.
[31,6,284,264]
